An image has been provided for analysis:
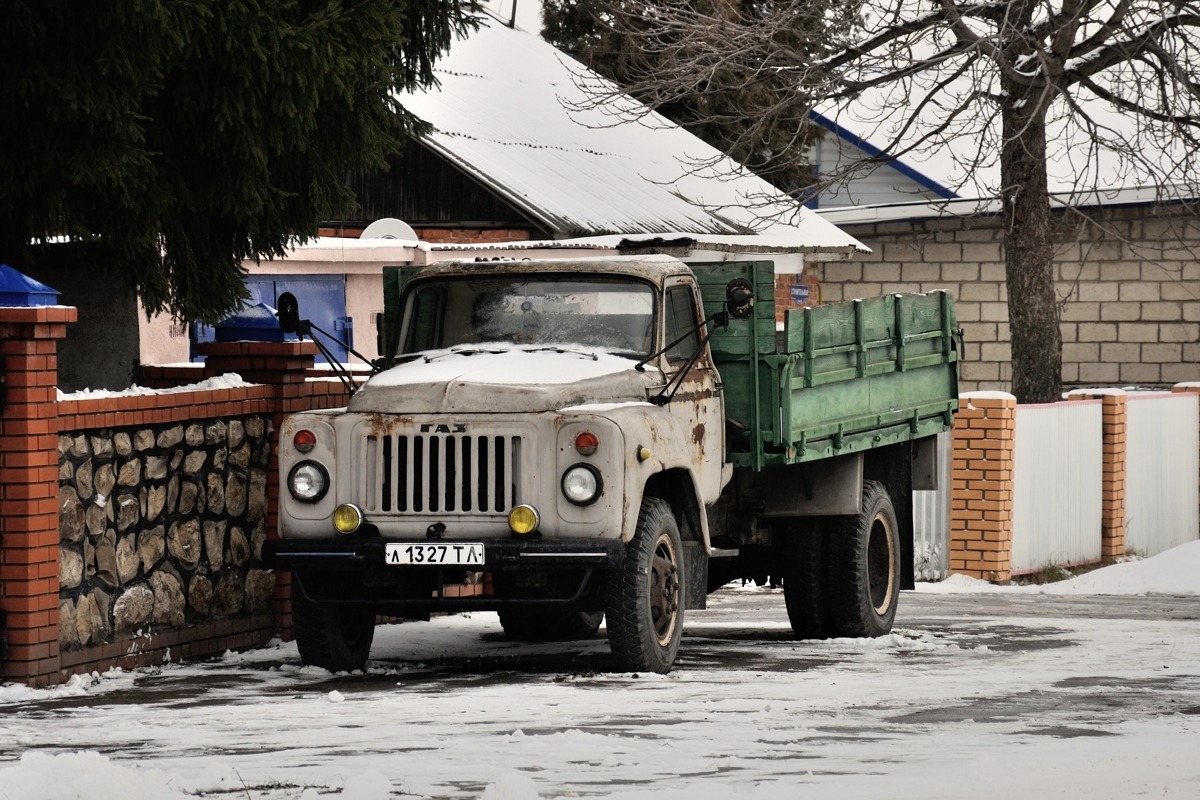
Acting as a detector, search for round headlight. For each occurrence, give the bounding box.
[561,464,602,506]
[288,461,329,503]
[508,504,541,535]
[333,503,364,534]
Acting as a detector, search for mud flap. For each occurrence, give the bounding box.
[682,540,708,610]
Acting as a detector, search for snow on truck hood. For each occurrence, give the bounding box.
[347,346,660,414]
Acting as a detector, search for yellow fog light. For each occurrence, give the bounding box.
[332,503,364,535]
[508,504,540,536]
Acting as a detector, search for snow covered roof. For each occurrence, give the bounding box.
[816,183,1196,226]
[396,15,865,253]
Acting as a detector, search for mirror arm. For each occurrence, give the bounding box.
[649,321,721,406]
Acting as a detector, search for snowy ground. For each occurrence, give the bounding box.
[2,541,1199,800]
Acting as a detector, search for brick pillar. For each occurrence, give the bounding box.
[0,306,76,684]
[1068,389,1128,559]
[194,340,322,638]
[196,340,318,390]
[950,391,1016,582]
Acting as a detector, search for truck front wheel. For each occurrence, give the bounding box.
[826,480,901,638]
[291,582,376,672]
[604,497,684,673]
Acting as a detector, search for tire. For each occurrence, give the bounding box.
[604,497,685,674]
[780,518,831,640]
[291,582,376,672]
[825,480,901,638]
[498,608,604,641]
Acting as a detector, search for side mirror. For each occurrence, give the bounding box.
[725,278,754,319]
[276,292,300,334]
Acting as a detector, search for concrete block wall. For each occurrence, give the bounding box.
[820,205,1200,392]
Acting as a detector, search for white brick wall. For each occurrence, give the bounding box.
[822,205,1200,391]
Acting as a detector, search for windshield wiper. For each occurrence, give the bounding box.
[522,345,600,361]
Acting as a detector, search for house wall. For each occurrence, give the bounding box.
[817,204,1200,391]
[810,129,951,209]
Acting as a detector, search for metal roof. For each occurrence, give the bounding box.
[396,17,865,253]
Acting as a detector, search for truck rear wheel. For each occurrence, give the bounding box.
[780,519,831,640]
[291,583,376,672]
[604,497,684,674]
[825,480,901,638]
[498,608,604,641]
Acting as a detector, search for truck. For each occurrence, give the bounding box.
[264,255,959,673]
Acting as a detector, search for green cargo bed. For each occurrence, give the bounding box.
[693,261,959,470]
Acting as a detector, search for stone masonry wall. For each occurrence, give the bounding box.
[57,416,275,651]
[819,204,1200,391]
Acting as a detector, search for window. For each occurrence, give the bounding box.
[664,285,701,363]
[399,275,655,357]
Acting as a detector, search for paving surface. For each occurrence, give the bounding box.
[3,586,1200,798]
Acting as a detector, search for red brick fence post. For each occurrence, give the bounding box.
[0,306,76,684]
[949,392,1016,582]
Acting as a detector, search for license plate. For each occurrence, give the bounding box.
[385,543,485,566]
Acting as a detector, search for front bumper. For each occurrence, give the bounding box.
[264,535,624,571]
[263,535,626,609]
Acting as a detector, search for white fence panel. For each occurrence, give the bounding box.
[1012,402,1103,572]
[913,431,951,580]
[1125,393,1199,557]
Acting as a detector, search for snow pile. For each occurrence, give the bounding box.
[1036,539,1200,595]
[0,752,190,800]
[57,372,254,401]
[917,539,1200,595]
[481,771,542,800]
[0,670,123,704]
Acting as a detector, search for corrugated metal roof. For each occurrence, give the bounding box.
[397,17,864,252]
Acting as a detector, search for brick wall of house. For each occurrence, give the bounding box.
[818,204,1200,391]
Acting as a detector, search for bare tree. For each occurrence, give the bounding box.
[544,0,827,191]
[572,0,1200,403]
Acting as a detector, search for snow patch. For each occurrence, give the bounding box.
[480,771,541,800]
[0,752,191,800]
[57,372,253,401]
[367,347,651,388]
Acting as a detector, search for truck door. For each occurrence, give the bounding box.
[662,278,726,500]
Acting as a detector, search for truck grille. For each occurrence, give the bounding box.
[364,433,523,515]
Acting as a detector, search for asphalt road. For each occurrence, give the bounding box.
[4,586,1200,799]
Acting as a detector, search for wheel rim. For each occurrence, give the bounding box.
[649,532,681,646]
[866,513,896,615]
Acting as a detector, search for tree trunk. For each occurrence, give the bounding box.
[1000,99,1062,404]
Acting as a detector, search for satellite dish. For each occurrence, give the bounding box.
[360,217,418,240]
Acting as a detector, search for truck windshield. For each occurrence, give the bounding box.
[398,276,656,357]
